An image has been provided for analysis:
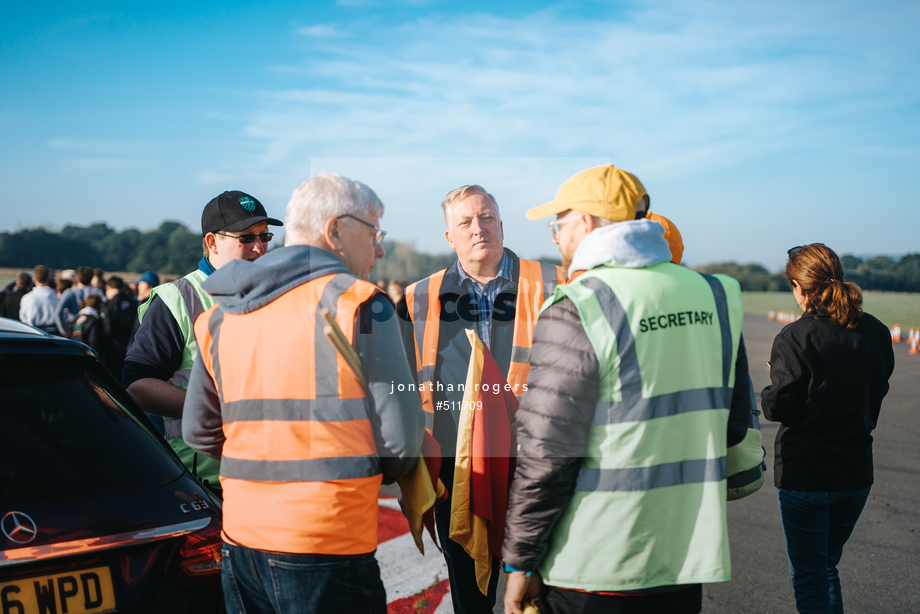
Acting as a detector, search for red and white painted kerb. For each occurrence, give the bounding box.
[378,496,452,614]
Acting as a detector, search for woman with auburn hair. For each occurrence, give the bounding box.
[762,243,894,614]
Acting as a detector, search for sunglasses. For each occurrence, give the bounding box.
[216,231,273,244]
[787,243,825,259]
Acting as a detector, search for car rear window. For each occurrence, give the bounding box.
[0,354,184,507]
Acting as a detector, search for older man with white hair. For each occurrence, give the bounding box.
[183,172,423,614]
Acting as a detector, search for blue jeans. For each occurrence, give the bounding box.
[221,542,386,614]
[777,487,871,614]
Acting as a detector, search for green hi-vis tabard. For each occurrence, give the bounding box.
[538,262,744,592]
[138,269,221,492]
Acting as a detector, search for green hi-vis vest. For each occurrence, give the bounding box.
[538,262,743,593]
[137,269,220,490]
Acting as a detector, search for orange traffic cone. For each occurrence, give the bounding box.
[768,311,775,322]
[909,331,919,356]
[891,324,902,343]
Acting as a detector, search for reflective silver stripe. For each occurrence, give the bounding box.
[580,277,643,405]
[173,277,206,329]
[315,273,355,397]
[592,387,729,426]
[575,457,727,492]
[581,275,735,424]
[419,364,436,385]
[425,411,434,430]
[699,274,732,388]
[510,345,530,364]
[727,464,764,490]
[411,277,431,371]
[208,309,226,403]
[164,418,184,439]
[221,455,381,482]
[0,518,210,569]
[540,262,560,300]
[222,398,370,424]
[168,368,192,389]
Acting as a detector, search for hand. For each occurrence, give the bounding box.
[504,571,542,614]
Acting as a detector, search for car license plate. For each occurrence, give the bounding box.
[0,566,116,614]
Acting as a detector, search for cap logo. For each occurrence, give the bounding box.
[239,196,256,212]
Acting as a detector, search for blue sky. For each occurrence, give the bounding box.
[1,1,918,270]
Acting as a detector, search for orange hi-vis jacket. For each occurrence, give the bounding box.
[194,273,385,555]
[405,253,563,435]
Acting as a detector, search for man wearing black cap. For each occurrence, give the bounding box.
[123,191,282,496]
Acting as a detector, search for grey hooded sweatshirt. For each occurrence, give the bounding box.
[182,244,423,483]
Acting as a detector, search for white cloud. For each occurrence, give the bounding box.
[174,1,920,267]
[295,24,347,38]
[235,2,919,185]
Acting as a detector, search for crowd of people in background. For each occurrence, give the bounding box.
[0,264,161,376]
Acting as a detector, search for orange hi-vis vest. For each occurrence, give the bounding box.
[195,273,384,555]
[405,258,563,434]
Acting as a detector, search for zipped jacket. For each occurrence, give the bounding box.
[761,311,894,490]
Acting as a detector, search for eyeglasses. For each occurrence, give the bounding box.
[547,216,580,239]
[787,243,825,259]
[215,231,273,244]
[337,214,387,244]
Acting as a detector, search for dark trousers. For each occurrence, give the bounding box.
[543,584,703,614]
[435,459,500,614]
[221,542,386,614]
[777,487,871,614]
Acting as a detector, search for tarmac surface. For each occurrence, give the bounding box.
[380,313,920,613]
[703,315,920,614]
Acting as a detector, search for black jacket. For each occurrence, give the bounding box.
[0,287,29,321]
[69,311,104,355]
[761,312,894,491]
[101,291,138,376]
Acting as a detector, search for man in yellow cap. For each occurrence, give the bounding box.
[501,165,758,614]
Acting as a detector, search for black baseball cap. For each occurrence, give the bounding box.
[201,190,283,236]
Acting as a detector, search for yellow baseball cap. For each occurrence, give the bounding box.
[526,164,647,221]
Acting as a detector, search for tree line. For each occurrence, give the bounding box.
[696,254,920,293]
[0,222,202,274]
[1,223,918,292]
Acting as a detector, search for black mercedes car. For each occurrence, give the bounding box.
[0,318,223,613]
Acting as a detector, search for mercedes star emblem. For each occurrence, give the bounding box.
[2,511,38,544]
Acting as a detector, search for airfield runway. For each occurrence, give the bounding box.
[703,315,920,613]
[378,314,920,613]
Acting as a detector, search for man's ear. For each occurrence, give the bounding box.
[444,229,455,251]
[323,216,342,250]
[205,233,219,256]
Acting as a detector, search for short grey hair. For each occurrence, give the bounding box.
[285,172,385,244]
[440,185,499,226]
